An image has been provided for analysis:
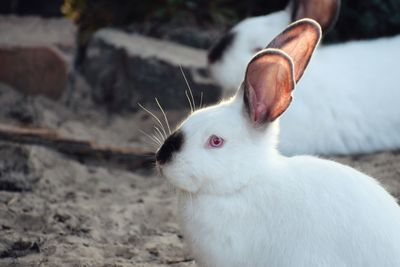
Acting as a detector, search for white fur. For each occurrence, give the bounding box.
[209,13,400,155]
[160,92,400,267]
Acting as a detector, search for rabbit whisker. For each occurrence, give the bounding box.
[180,65,196,110]
[154,125,166,143]
[155,97,171,135]
[142,139,159,151]
[139,129,162,147]
[144,141,159,151]
[151,133,163,146]
[185,90,194,113]
[142,135,161,149]
[199,91,204,109]
[138,103,168,139]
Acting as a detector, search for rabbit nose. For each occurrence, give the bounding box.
[156,131,184,165]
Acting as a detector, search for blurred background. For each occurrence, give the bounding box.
[0,1,400,266]
[1,0,400,112]
[1,0,399,112]
[3,0,400,44]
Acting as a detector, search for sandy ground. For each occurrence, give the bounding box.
[0,80,399,267]
[0,143,193,267]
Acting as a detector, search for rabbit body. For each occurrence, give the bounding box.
[280,35,400,155]
[209,12,400,155]
[178,154,400,267]
[172,98,400,267]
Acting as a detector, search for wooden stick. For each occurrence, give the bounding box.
[0,123,155,170]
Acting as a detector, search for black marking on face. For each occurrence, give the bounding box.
[207,32,236,64]
[156,131,184,165]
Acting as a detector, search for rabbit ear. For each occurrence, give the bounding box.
[243,49,295,124]
[267,19,321,82]
[291,0,341,33]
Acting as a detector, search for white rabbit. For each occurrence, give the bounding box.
[156,19,400,267]
[208,0,400,156]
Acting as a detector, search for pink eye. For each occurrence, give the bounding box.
[208,135,224,148]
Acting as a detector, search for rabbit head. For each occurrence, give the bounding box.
[157,19,321,195]
[208,0,339,91]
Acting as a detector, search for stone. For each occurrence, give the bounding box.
[126,22,223,49]
[0,46,68,99]
[0,16,76,50]
[81,28,222,112]
[0,16,76,99]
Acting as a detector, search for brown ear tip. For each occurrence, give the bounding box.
[247,48,295,75]
[285,19,322,46]
[250,48,293,63]
[303,18,322,36]
[291,18,322,37]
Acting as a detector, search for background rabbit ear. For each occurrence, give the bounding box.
[243,49,295,124]
[266,19,321,82]
[291,0,341,33]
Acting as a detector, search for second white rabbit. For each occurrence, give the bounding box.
[208,0,400,155]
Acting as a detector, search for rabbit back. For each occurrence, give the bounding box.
[279,35,400,155]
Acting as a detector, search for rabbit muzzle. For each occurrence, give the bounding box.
[156,130,184,165]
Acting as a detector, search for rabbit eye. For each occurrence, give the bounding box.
[208,135,224,148]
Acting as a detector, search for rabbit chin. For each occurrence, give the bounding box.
[161,165,202,193]
[160,153,256,195]
[158,156,202,193]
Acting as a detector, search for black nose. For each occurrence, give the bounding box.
[156,131,184,165]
